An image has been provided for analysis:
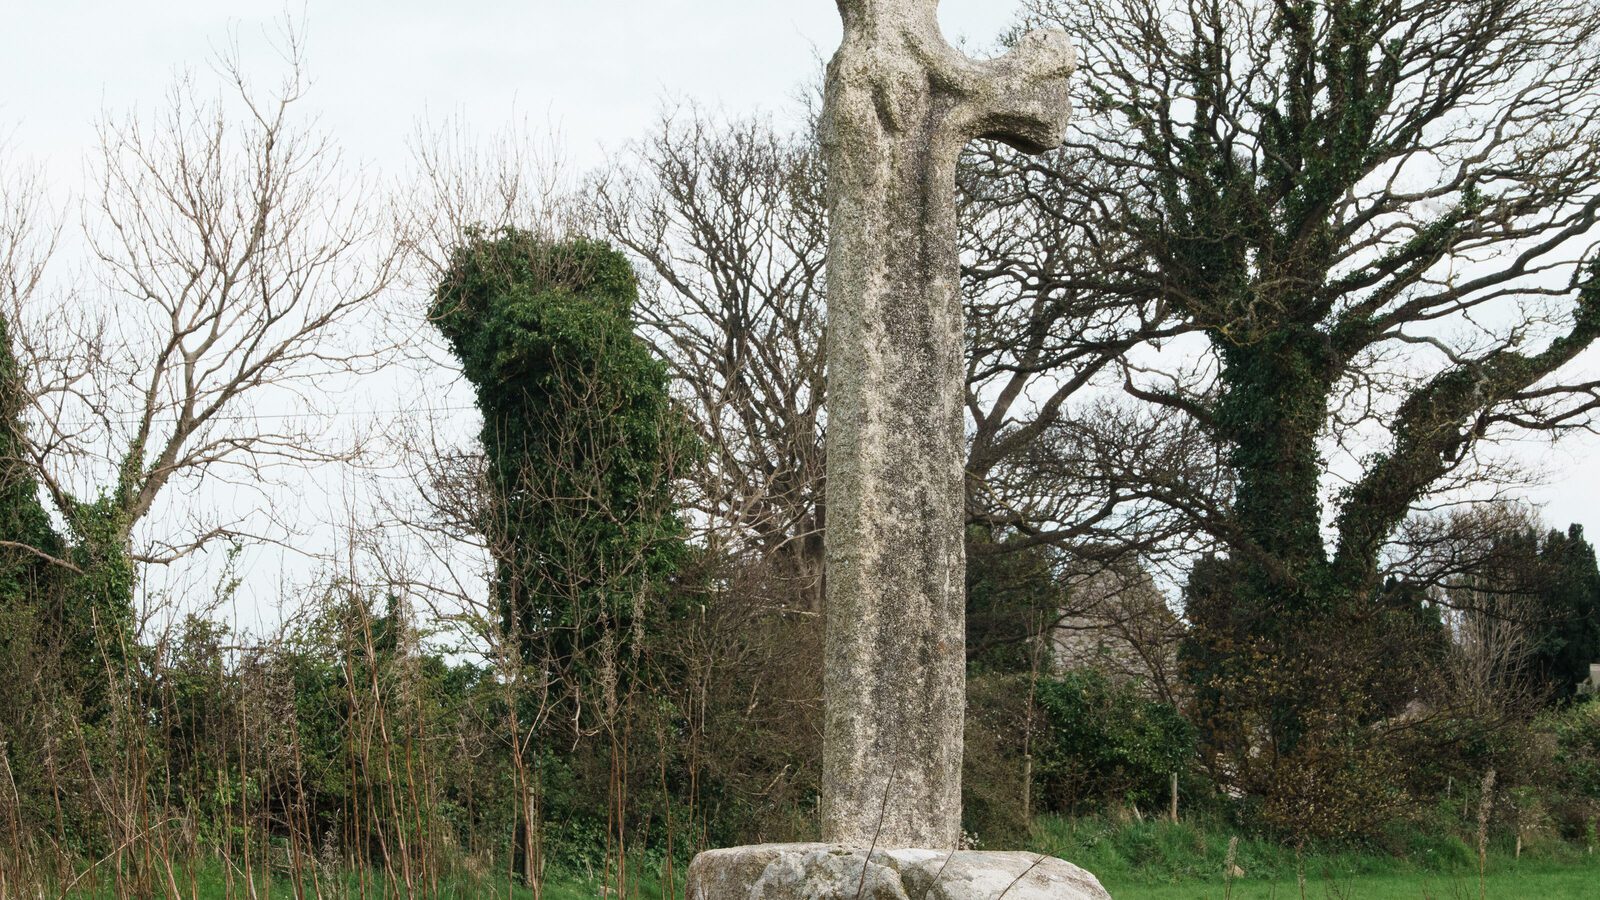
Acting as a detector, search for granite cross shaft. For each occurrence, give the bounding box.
[820,0,1075,850]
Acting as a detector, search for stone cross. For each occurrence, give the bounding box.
[820,0,1075,849]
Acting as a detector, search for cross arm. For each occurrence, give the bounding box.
[833,2,1075,153]
[957,30,1076,153]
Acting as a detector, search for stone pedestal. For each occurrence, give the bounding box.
[686,844,1112,900]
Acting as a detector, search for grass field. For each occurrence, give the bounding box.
[1035,814,1600,900]
[24,814,1600,898]
[27,856,1600,899]
[1101,862,1599,899]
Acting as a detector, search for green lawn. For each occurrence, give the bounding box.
[30,815,1600,899]
[32,856,1600,899]
[1026,814,1600,900]
[1100,864,1600,896]
[1103,863,1599,899]
[518,859,1600,899]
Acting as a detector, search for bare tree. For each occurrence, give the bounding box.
[1052,560,1188,703]
[1445,583,1543,722]
[590,112,831,612]
[959,142,1207,567]
[591,109,1217,619]
[0,155,59,349]
[8,37,399,578]
[400,115,575,290]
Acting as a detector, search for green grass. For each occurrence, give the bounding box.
[28,859,688,900]
[1104,864,1599,899]
[24,817,1600,898]
[1028,814,1600,899]
[30,859,1600,899]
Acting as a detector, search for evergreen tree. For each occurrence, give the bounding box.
[1532,525,1600,702]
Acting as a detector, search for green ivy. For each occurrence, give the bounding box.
[1033,669,1195,815]
[430,228,694,712]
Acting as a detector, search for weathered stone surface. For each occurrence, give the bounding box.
[686,844,1113,900]
[819,0,1076,848]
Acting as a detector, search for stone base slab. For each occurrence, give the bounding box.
[686,843,1112,899]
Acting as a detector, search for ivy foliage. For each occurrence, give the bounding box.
[0,315,58,605]
[1,317,135,721]
[1033,668,1195,815]
[1550,701,1600,803]
[431,229,692,678]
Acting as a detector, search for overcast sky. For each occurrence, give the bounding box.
[4,1,1599,627]
[3,1,1023,175]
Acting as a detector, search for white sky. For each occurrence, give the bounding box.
[0,1,1033,633]
[3,1,1018,176]
[3,1,1599,631]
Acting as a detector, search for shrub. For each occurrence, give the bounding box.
[1033,668,1195,816]
[1546,700,1600,840]
[963,672,1035,846]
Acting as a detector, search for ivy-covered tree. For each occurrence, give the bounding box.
[1012,0,1600,836]
[1,53,390,734]
[0,321,58,606]
[0,164,65,621]
[431,230,692,732]
[1,168,133,727]
[1,171,132,848]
